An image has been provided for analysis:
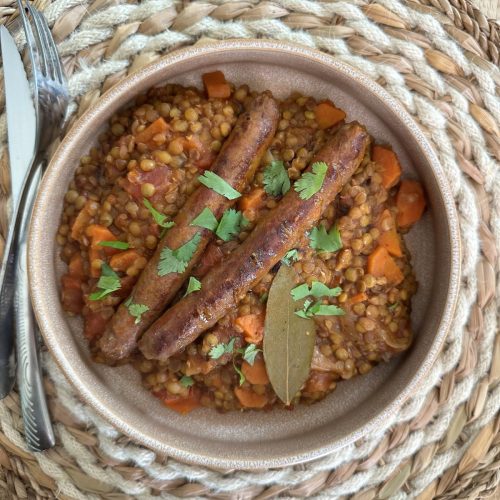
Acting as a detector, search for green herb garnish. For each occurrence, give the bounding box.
[143,198,175,237]
[209,337,236,360]
[190,207,218,231]
[295,300,345,318]
[291,282,342,301]
[238,343,261,365]
[98,240,129,250]
[180,375,194,388]
[294,161,328,200]
[309,223,342,253]
[215,209,248,242]
[281,249,299,266]
[259,292,269,303]
[198,171,241,200]
[158,232,201,276]
[388,302,399,311]
[263,160,291,197]
[233,361,246,386]
[89,263,121,301]
[124,297,150,324]
[184,276,202,296]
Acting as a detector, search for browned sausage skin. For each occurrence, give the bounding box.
[98,93,280,361]
[139,122,370,361]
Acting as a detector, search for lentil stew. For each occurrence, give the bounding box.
[57,71,426,413]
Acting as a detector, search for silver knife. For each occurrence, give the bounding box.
[0,25,37,397]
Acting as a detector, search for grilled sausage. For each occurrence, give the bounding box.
[139,122,370,361]
[99,93,280,361]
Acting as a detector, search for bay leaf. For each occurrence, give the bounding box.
[263,264,316,405]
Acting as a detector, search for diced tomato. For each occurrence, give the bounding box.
[83,311,109,341]
[61,274,84,314]
[124,164,173,203]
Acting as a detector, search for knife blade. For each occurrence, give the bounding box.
[1,25,37,210]
[0,25,37,397]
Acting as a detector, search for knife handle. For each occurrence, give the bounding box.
[14,175,55,451]
[0,164,40,399]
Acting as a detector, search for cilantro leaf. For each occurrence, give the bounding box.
[158,232,201,276]
[98,240,129,250]
[263,160,291,197]
[184,276,201,296]
[89,263,121,301]
[233,361,246,386]
[291,281,342,301]
[124,298,150,324]
[143,199,175,236]
[294,299,344,318]
[388,302,399,311]
[281,249,299,266]
[309,223,342,253]
[198,171,241,200]
[180,375,194,388]
[208,344,225,359]
[308,302,345,316]
[215,209,248,242]
[240,344,261,365]
[294,161,328,200]
[209,337,236,360]
[190,207,218,231]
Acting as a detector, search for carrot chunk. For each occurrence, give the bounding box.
[372,145,402,189]
[350,292,367,304]
[109,250,141,272]
[378,230,402,257]
[396,179,426,228]
[241,358,269,385]
[163,389,201,414]
[314,101,346,130]
[202,71,231,99]
[70,201,93,241]
[234,313,265,344]
[367,246,404,285]
[68,254,85,280]
[234,387,268,408]
[239,188,266,212]
[135,117,169,145]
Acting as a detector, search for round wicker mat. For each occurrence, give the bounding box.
[0,0,499,498]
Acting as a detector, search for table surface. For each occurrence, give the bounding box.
[473,0,499,18]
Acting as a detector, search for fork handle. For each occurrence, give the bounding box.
[14,168,55,451]
[0,161,39,398]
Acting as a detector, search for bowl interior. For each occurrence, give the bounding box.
[30,42,459,469]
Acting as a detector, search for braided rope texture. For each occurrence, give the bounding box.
[0,0,499,498]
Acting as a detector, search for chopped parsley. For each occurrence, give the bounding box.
[291,281,342,301]
[198,171,241,200]
[209,337,236,359]
[180,375,194,388]
[281,249,299,266]
[88,263,121,301]
[295,300,345,318]
[238,343,261,365]
[157,232,201,276]
[184,276,201,296]
[294,161,328,200]
[143,198,175,237]
[309,223,342,253]
[124,297,149,324]
[190,207,218,231]
[215,209,248,242]
[263,160,291,197]
[98,240,129,250]
[233,361,246,386]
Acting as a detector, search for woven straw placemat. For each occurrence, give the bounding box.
[0,0,499,498]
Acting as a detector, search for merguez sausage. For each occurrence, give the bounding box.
[138,122,370,361]
[98,93,280,361]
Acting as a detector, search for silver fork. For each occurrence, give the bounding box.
[11,0,69,450]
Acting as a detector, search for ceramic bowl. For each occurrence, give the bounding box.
[29,40,460,469]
